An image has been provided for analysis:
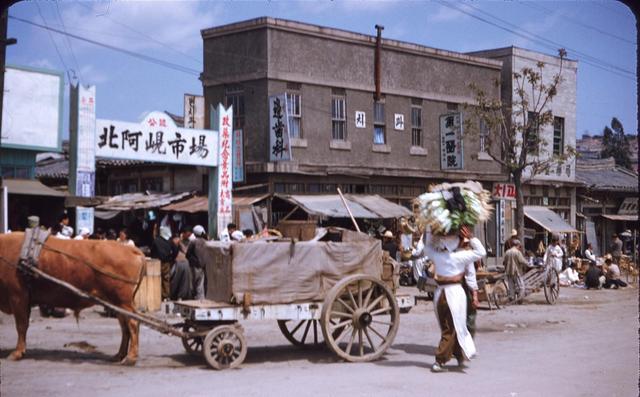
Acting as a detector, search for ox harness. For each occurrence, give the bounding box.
[18,228,51,280]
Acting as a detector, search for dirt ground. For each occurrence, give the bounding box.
[1,284,637,397]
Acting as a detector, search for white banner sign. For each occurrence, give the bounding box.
[394,113,405,131]
[95,111,218,167]
[355,111,366,128]
[216,105,234,237]
[77,85,96,172]
[439,112,464,170]
[269,94,291,161]
[1,66,63,151]
[183,94,205,129]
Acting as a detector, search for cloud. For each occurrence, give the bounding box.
[61,1,221,56]
[428,4,473,23]
[339,0,399,12]
[513,10,562,48]
[78,64,108,85]
[28,58,55,70]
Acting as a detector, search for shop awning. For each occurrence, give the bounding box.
[161,194,269,213]
[601,214,638,222]
[275,194,412,219]
[2,179,66,197]
[96,192,192,211]
[524,206,578,234]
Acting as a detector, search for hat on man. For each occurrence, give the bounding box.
[383,230,394,238]
[192,225,205,237]
[604,253,613,261]
[159,226,172,240]
[27,216,40,228]
[510,229,518,237]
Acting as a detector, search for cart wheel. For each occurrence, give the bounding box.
[320,274,399,363]
[202,325,247,370]
[491,280,509,309]
[544,268,560,305]
[277,320,324,348]
[181,324,204,356]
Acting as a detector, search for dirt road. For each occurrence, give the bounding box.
[1,285,637,397]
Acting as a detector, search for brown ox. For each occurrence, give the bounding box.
[0,232,145,365]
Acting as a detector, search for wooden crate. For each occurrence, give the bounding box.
[134,258,161,312]
[276,220,317,241]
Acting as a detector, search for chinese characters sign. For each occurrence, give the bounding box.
[492,183,516,201]
[232,129,244,183]
[183,94,205,129]
[216,105,234,237]
[394,113,404,131]
[355,111,366,128]
[95,111,218,167]
[70,84,96,197]
[439,112,464,170]
[269,94,292,161]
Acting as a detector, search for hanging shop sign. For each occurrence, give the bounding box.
[232,129,244,183]
[268,94,292,161]
[216,105,234,236]
[69,84,96,197]
[95,111,218,167]
[439,112,464,170]
[492,183,517,201]
[355,111,366,128]
[183,94,205,129]
[394,113,405,131]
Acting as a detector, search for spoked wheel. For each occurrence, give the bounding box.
[202,325,247,370]
[491,279,509,309]
[277,320,324,348]
[544,268,560,304]
[181,323,205,356]
[320,274,399,362]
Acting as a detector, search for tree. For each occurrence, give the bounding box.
[465,49,576,242]
[601,117,632,169]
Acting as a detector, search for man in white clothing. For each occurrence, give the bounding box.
[543,234,564,272]
[425,225,485,372]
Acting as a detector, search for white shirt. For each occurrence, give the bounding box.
[544,244,563,272]
[584,249,596,262]
[424,233,486,283]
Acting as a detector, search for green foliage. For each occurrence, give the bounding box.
[601,117,632,169]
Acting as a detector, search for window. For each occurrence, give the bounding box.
[373,101,385,144]
[331,97,346,140]
[225,86,245,130]
[526,111,539,154]
[553,116,564,156]
[479,119,489,153]
[411,106,422,147]
[286,93,302,139]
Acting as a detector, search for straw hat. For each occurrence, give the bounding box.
[383,230,394,238]
[510,229,518,237]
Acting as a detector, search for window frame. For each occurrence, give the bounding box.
[411,105,423,147]
[526,111,539,155]
[286,92,302,139]
[553,116,565,156]
[479,119,489,153]
[373,101,386,145]
[331,96,347,141]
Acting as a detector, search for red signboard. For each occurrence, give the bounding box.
[492,183,516,200]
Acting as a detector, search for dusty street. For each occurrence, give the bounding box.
[1,285,637,397]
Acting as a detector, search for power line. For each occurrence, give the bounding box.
[436,1,635,81]
[54,2,83,82]
[76,2,201,66]
[10,15,201,77]
[35,3,71,79]
[519,2,635,46]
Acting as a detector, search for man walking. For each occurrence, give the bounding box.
[151,226,177,300]
[544,235,564,272]
[503,240,528,302]
[609,234,623,265]
[186,225,208,300]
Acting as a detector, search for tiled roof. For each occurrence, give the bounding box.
[576,158,638,192]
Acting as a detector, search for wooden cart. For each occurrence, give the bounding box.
[486,265,560,308]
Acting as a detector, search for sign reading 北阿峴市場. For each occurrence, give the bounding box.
[439,112,464,170]
[95,111,218,167]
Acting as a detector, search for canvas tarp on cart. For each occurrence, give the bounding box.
[203,229,382,304]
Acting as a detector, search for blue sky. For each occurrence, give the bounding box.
[6,1,637,139]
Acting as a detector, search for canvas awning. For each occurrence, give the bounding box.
[524,206,577,234]
[275,194,412,219]
[161,194,269,213]
[601,214,638,222]
[2,179,66,197]
[96,192,192,211]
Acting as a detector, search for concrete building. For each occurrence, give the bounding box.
[200,17,508,250]
[468,47,579,247]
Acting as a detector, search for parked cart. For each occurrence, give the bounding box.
[490,263,559,308]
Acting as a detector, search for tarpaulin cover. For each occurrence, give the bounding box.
[202,229,382,304]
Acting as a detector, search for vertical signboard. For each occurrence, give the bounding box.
[76,206,95,235]
[0,187,7,233]
[232,129,244,183]
[215,105,234,238]
[183,94,205,129]
[439,112,464,170]
[69,84,96,197]
[269,94,291,161]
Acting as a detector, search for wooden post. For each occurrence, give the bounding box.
[337,188,360,233]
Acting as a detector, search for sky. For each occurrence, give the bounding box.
[5,0,637,140]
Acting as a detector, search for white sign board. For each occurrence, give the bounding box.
[216,105,234,237]
[394,113,404,131]
[76,207,94,235]
[355,111,366,128]
[268,94,292,161]
[69,84,97,197]
[1,66,63,151]
[95,111,218,167]
[183,94,205,129]
[439,112,464,170]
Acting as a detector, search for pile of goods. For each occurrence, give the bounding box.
[415,180,493,235]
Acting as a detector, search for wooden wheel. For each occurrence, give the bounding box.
[181,324,204,356]
[544,268,560,305]
[320,274,399,362]
[491,279,509,309]
[202,325,247,370]
[277,320,324,348]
